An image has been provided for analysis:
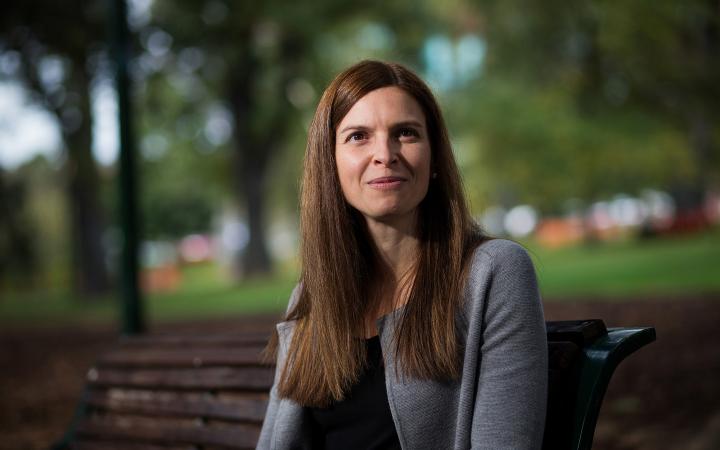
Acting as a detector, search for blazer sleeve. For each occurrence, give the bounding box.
[256,373,282,449]
[256,284,302,450]
[470,242,548,449]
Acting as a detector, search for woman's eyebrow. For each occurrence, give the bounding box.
[337,125,370,135]
[391,120,425,130]
[338,120,425,136]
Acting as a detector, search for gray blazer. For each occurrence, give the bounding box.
[257,239,548,449]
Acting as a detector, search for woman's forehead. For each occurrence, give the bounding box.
[337,86,426,129]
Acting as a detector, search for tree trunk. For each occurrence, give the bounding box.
[64,69,111,296]
[688,107,714,193]
[238,151,272,275]
[225,36,302,278]
[228,61,273,278]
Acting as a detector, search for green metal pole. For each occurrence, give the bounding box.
[110,0,145,334]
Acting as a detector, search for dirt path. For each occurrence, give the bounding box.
[1,296,718,450]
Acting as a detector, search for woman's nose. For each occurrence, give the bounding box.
[372,138,398,166]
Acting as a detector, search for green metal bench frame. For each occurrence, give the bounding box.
[544,320,656,450]
[573,326,656,449]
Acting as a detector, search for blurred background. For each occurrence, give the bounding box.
[0,0,718,449]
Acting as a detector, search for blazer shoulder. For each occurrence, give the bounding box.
[470,238,533,272]
[463,239,537,305]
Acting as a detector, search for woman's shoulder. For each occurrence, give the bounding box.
[469,238,535,275]
[463,238,538,303]
[461,238,541,322]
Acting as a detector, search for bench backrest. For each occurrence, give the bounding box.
[54,320,654,450]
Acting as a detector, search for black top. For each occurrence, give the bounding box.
[308,335,401,450]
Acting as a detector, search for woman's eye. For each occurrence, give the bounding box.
[398,128,419,139]
[347,132,366,142]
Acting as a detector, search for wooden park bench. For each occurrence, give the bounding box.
[53,320,655,450]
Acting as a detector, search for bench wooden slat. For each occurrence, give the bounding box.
[88,367,274,391]
[72,440,195,450]
[76,418,260,449]
[97,348,266,368]
[85,390,268,422]
[546,320,607,346]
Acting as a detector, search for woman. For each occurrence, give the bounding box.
[257,60,547,450]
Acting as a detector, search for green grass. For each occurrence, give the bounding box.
[1,228,719,327]
[524,227,720,299]
[0,264,297,328]
[146,266,296,320]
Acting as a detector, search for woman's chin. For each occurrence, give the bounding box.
[361,207,418,227]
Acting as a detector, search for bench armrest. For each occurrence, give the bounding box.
[573,327,656,450]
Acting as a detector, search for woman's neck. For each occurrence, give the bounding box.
[362,213,419,337]
[365,213,419,281]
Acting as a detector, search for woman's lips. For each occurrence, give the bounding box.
[367,176,407,189]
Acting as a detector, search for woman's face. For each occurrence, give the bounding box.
[335,86,431,226]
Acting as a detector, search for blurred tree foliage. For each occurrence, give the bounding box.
[0,156,71,291]
[138,145,222,240]
[452,0,719,212]
[0,166,37,289]
[4,0,716,297]
[0,0,112,295]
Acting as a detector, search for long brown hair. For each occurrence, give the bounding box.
[277,60,486,407]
